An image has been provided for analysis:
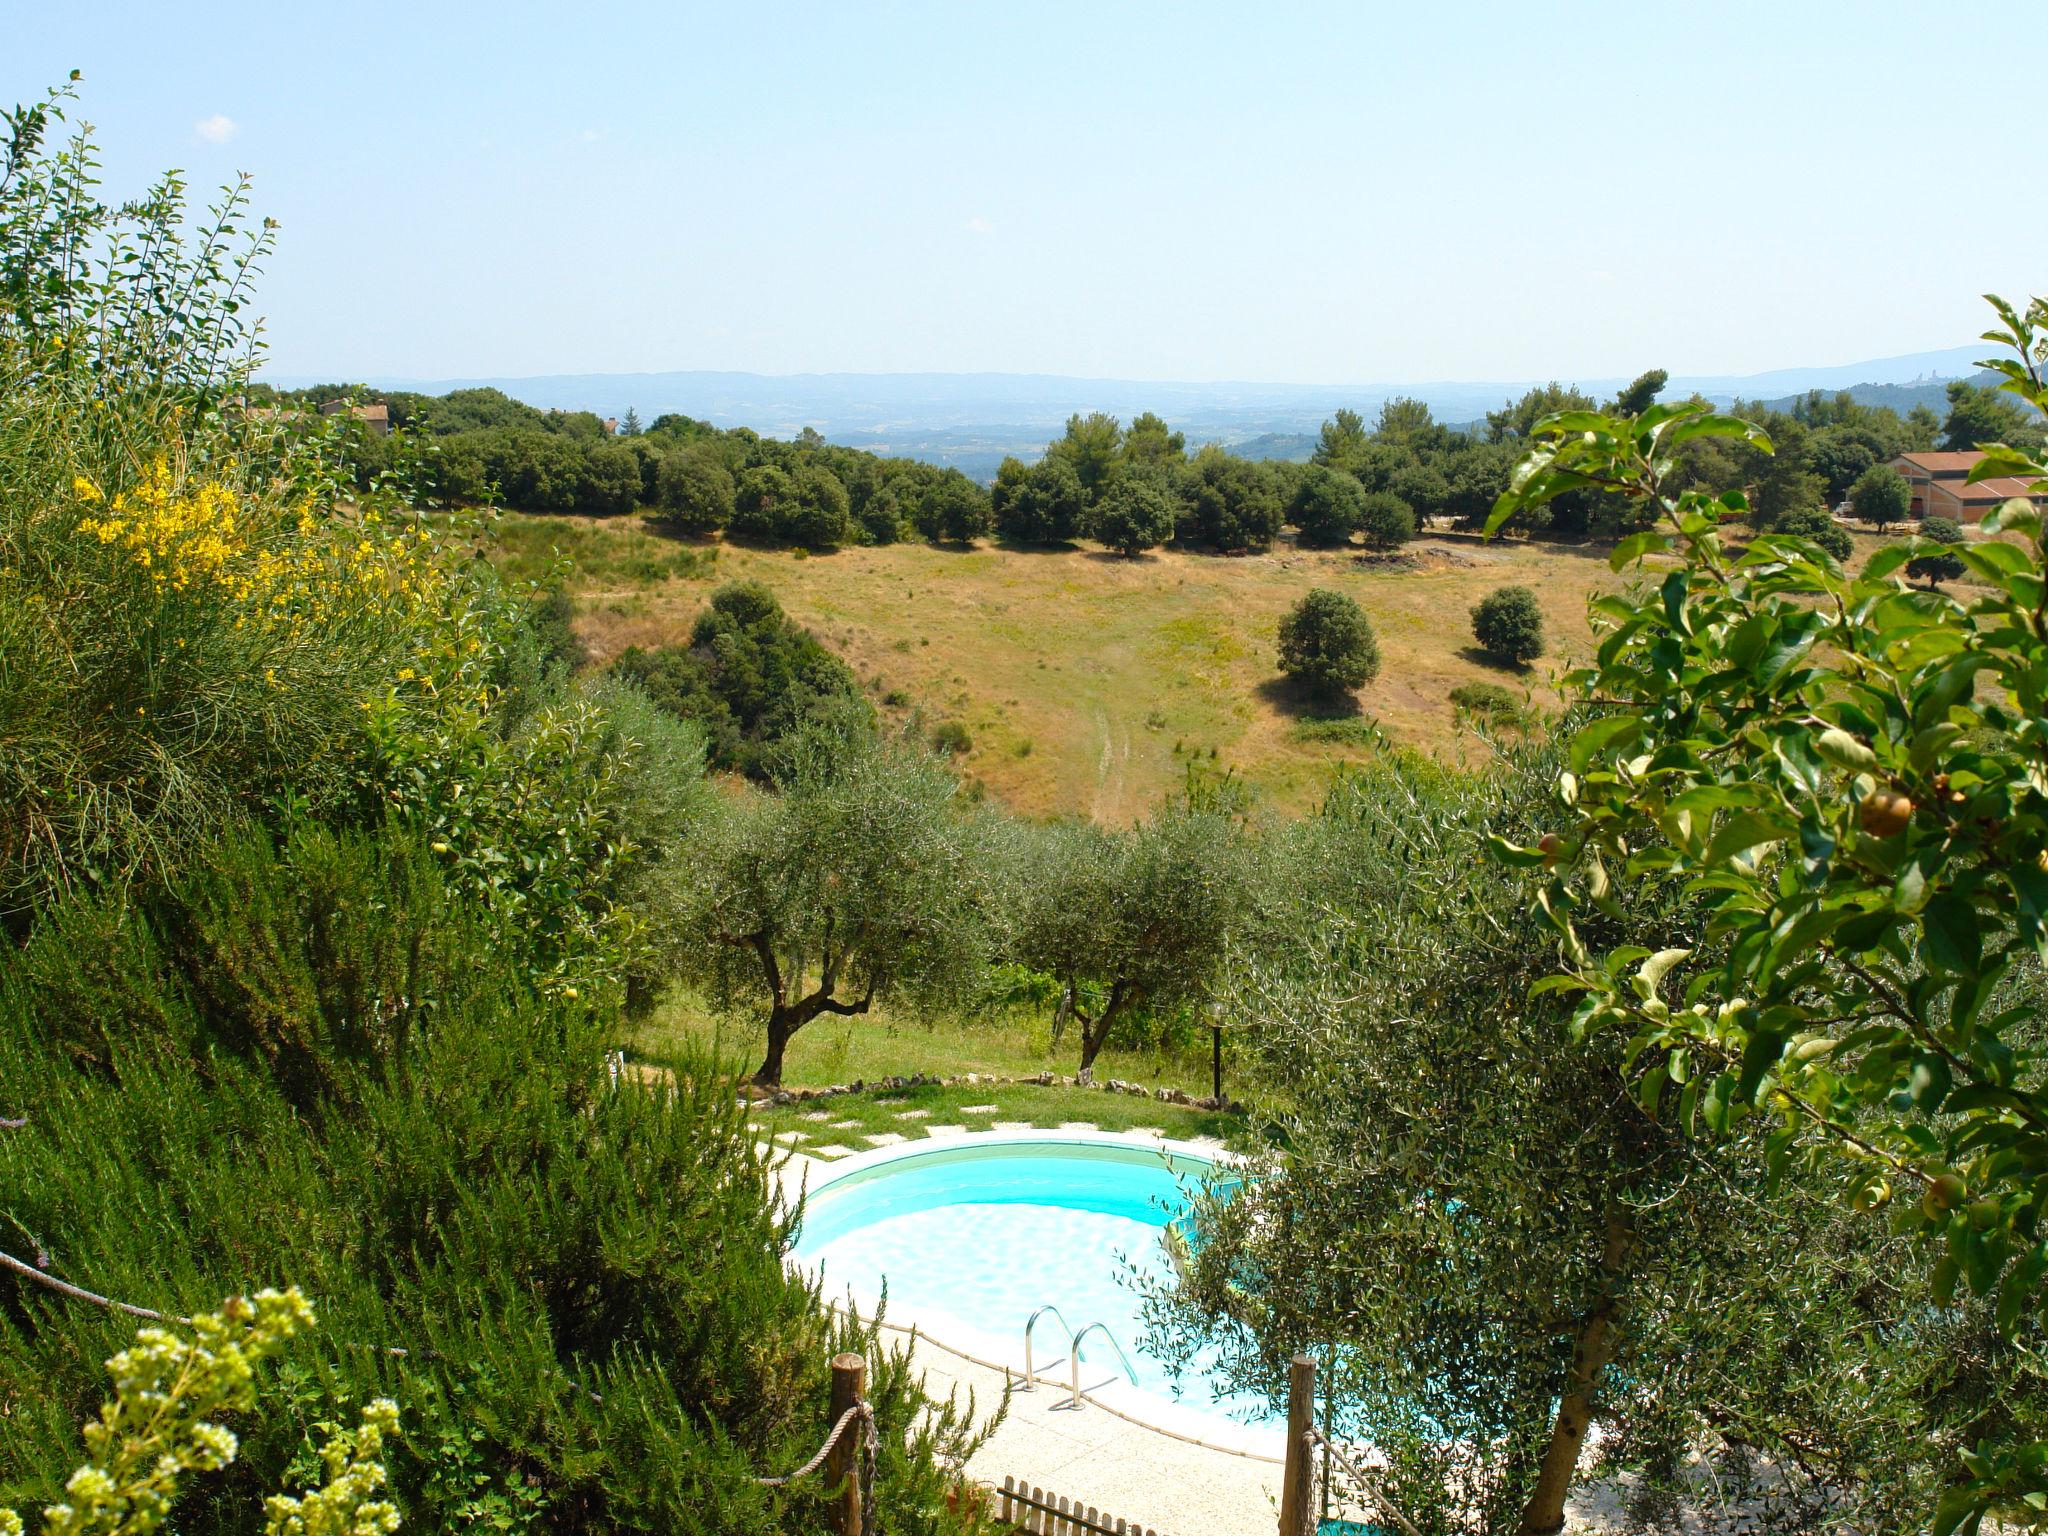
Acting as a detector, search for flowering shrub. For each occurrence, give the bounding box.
[0,1290,399,1536]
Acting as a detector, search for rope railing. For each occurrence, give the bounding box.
[820,1294,1287,1466]
[1304,1422,1421,1536]
[752,1400,875,1487]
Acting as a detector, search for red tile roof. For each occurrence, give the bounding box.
[1894,451,1987,474]
[1933,475,2039,503]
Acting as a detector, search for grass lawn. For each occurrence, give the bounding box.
[627,991,1230,1095]
[486,512,1633,818]
[749,1079,1243,1159]
[625,992,1254,1154]
[481,512,1955,821]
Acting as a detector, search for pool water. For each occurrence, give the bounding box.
[792,1138,1280,1426]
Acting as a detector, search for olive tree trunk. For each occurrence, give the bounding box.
[1515,1204,1636,1536]
[738,934,875,1089]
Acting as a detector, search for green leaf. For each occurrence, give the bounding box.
[1568,715,1643,772]
[1635,948,1691,992]
[1814,727,1876,772]
[1922,893,1983,976]
[1862,544,1913,582]
[1486,834,1550,868]
[1705,811,1791,865]
[1608,531,1666,571]
[1667,414,1774,452]
[1736,1028,1786,1105]
[1931,1485,1983,1536]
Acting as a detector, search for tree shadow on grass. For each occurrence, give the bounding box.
[1255,675,1365,720]
[1458,645,1535,675]
[992,536,1085,556]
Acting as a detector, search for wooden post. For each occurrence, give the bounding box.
[1279,1354,1316,1536]
[827,1352,866,1536]
[1211,1024,1223,1104]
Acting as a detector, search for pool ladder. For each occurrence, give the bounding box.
[1022,1303,1142,1410]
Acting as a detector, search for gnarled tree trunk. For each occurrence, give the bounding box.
[739,932,876,1088]
[1074,981,1134,1073]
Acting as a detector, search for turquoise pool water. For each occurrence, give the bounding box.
[792,1138,1280,1426]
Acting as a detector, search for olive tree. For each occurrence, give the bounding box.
[1150,758,2016,1536]
[1008,808,1256,1073]
[660,726,992,1087]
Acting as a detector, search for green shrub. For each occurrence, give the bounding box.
[0,825,981,1535]
[1772,505,1853,562]
[1175,448,1284,552]
[653,446,735,535]
[1291,716,1382,747]
[610,581,868,778]
[931,719,973,755]
[995,457,1087,544]
[1449,681,1526,723]
[1277,588,1380,695]
[911,472,993,545]
[1469,585,1545,666]
[0,1289,400,1536]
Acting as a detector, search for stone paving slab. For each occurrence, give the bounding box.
[906,1339,1282,1536]
[810,1144,855,1159]
[990,1121,1036,1133]
[959,1104,999,1114]
[923,1124,970,1137]
[863,1131,907,1147]
[894,1108,932,1120]
[1056,1121,1100,1132]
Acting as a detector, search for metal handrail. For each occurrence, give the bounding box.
[1066,1320,1141,1409]
[1021,1303,1077,1390]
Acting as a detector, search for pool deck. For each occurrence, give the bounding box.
[769,1130,1285,1536]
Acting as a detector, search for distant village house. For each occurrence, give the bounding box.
[318,400,391,437]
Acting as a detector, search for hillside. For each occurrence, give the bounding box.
[497,514,1641,818]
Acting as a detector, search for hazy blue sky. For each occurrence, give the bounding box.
[9,2,2037,384]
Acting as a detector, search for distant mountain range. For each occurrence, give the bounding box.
[267,343,1999,480]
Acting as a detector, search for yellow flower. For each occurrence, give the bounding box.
[72,475,104,504]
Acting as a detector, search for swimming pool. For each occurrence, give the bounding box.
[789,1131,1283,1450]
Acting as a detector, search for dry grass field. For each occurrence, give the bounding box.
[484,511,1914,820]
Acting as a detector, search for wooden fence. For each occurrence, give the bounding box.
[997,1475,1171,1535]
